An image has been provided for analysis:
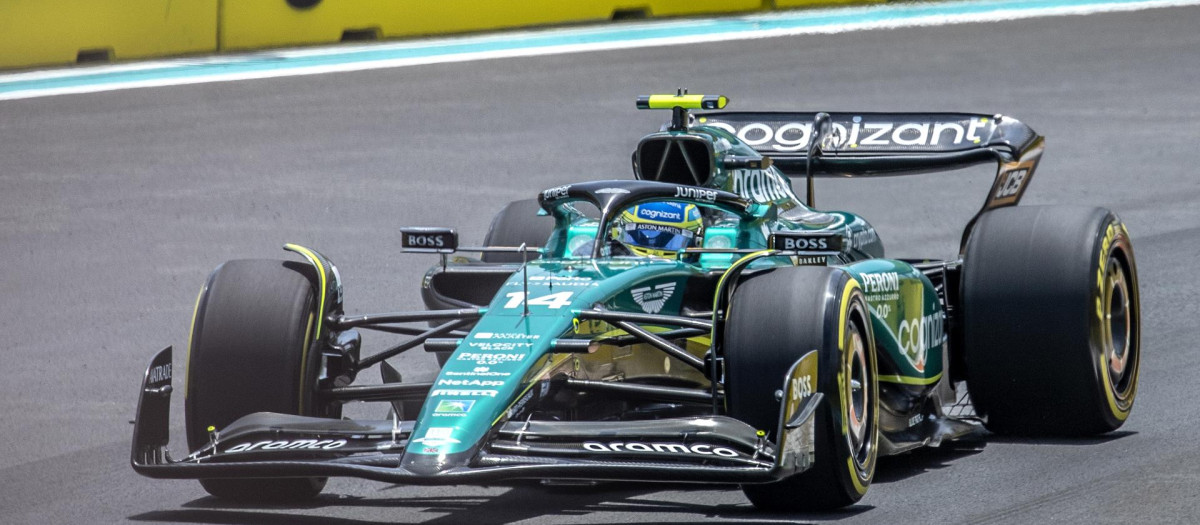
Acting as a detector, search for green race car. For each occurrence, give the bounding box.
[132,94,1141,511]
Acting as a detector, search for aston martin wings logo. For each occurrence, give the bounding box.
[631,283,676,314]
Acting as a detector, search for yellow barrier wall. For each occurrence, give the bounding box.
[0,0,886,70]
[0,0,218,70]
[220,0,765,52]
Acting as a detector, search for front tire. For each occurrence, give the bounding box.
[185,259,338,501]
[724,267,879,511]
[963,206,1140,436]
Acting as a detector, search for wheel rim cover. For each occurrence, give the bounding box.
[1104,255,1133,396]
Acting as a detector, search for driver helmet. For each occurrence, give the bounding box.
[611,201,704,258]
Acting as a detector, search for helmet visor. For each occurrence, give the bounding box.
[621,223,694,252]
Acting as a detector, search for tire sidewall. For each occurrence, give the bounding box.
[1088,215,1140,428]
[825,279,878,498]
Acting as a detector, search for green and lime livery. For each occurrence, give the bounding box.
[132,94,1141,511]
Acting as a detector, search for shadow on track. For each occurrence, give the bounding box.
[125,432,1136,524]
[129,481,872,524]
[985,430,1136,446]
[873,440,988,485]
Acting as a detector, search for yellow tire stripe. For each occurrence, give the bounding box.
[283,244,328,414]
[1096,224,1134,421]
[183,286,205,398]
[837,278,870,496]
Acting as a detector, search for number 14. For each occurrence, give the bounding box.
[503,291,574,309]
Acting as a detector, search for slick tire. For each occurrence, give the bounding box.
[185,259,339,502]
[725,267,879,511]
[481,199,555,263]
[963,206,1140,436]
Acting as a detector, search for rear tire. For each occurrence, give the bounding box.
[432,199,555,366]
[185,259,339,501]
[481,199,555,263]
[963,206,1140,436]
[725,267,879,511]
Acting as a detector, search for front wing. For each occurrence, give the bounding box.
[131,347,823,485]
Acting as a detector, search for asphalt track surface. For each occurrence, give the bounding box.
[2,5,1199,524]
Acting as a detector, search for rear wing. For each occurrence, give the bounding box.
[696,111,1042,200]
[694,111,1045,251]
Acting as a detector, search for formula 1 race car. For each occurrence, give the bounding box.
[132,94,1141,511]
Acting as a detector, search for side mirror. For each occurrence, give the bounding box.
[399,227,458,254]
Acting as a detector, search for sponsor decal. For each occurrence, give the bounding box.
[673,186,718,203]
[771,232,843,252]
[444,367,512,378]
[506,383,540,419]
[993,168,1028,203]
[873,303,892,318]
[778,236,828,250]
[437,379,503,387]
[582,441,740,458]
[431,389,498,397]
[422,447,441,454]
[510,275,597,287]
[226,439,347,453]
[790,374,814,402]
[908,413,925,428]
[637,206,683,221]
[898,312,943,372]
[411,427,460,446]
[707,116,992,151]
[433,399,475,417]
[475,332,541,340]
[541,185,571,201]
[860,271,900,301]
[1094,222,1127,332]
[784,351,819,420]
[730,169,798,203]
[405,234,447,248]
[851,229,880,250]
[456,352,525,365]
[625,222,686,236]
[148,363,172,384]
[792,255,828,266]
[631,283,676,314]
[399,228,457,253]
[502,291,574,309]
[468,341,534,351]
